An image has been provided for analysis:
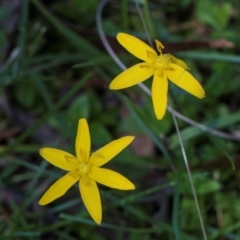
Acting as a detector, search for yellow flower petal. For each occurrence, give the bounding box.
[168,54,189,70]
[79,177,102,225]
[75,118,91,163]
[117,33,157,63]
[39,148,77,171]
[167,63,205,99]
[39,172,79,205]
[89,167,135,190]
[152,71,168,120]
[110,63,154,90]
[91,136,135,167]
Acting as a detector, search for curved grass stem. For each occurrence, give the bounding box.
[170,101,208,240]
[135,1,208,239]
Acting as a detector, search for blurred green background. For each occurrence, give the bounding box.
[1,0,240,239]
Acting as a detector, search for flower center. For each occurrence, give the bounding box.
[154,55,169,69]
[142,54,170,77]
[77,162,90,176]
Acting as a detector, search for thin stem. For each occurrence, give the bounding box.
[171,106,208,240]
[96,0,126,71]
[133,1,207,238]
[134,0,153,48]
[96,0,240,143]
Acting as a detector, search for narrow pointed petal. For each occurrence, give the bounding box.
[168,54,189,70]
[167,63,205,99]
[110,63,154,90]
[152,72,168,120]
[40,148,77,171]
[117,33,157,63]
[91,136,135,167]
[89,167,135,190]
[79,177,102,225]
[39,172,79,205]
[75,119,91,163]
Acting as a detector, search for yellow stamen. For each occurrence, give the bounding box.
[155,40,164,54]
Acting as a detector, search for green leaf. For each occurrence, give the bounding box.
[31,0,101,56]
[90,122,112,146]
[67,93,90,124]
[16,79,36,108]
[72,56,112,68]
[169,172,221,195]
[178,51,240,63]
[88,90,102,116]
[195,179,221,195]
[197,1,232,29]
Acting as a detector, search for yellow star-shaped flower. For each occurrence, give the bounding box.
[110,33,205,120]
[39,118,135,224]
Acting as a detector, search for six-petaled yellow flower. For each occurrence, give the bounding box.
[39,118,135,224]
[110,33,205,120]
